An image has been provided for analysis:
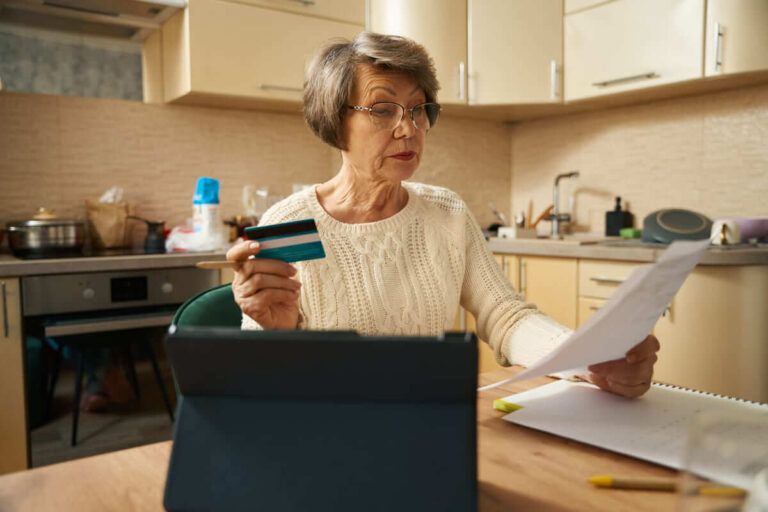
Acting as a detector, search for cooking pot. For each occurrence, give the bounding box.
[6,208,86,258]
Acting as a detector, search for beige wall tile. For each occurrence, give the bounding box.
[511,84,768,235]
[0,92,511,246]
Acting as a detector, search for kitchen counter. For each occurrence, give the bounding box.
[488,238,768,265]
[0,251,227,277]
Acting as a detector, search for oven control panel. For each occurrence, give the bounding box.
[22,268,219,316]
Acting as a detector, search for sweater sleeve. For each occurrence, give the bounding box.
[459,208,572,367]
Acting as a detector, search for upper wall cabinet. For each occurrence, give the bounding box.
[705,0,768,77]
[368,0,468,105]
[468,0,563,105]
[224,0,364,25]
[564,0,704,101]
[150,0,362,106]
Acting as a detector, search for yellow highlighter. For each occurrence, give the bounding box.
[493,399,523,414]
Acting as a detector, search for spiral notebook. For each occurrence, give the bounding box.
[499,380,768,488]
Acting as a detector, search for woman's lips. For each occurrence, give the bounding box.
[390,151,416,161]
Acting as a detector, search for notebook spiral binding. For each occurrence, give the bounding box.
[651,382,768,407]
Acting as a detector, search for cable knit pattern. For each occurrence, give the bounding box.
[241,182,567,366]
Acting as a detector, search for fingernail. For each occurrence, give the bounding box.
[289,265,297,275]
[249,242,259,250]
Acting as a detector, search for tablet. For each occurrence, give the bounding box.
[163,327,478,512]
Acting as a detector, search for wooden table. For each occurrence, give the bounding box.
[0,368,683,511]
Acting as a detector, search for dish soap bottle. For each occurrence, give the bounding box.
[605,196,634,236]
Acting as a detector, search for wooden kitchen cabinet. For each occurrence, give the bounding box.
[653,265,768,403]
[564,0,704,101]
[577,259,642,326]
[494,254,520,291]
[368,0,467,105]
[0,278,28,475]
[220,0,364,25]
[150,0,361,106]
[520,256,578,329]
[705,0,768,77]
[468,0,563,104]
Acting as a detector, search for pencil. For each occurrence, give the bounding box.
[195,261,237,269]
[588,475,746,497]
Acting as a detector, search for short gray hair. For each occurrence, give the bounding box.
[303,32,439,150]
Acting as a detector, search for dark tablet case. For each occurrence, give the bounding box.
[163,328,478,512]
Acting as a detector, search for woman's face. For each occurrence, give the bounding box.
[341,64,428,183]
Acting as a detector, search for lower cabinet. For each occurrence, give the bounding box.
[653,265,768,403]
[519,256,578,329]
[496,254,768,403]
[0,277,28,475]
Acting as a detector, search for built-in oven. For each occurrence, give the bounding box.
[22,267,218,336]
[21,266,219,463]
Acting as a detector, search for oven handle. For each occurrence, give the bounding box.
[44,313,175,337]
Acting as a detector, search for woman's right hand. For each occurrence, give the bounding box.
[227,240,301,329]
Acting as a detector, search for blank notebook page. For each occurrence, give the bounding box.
[500,380,768,488]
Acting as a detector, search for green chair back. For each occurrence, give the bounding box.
[172,284,242,328]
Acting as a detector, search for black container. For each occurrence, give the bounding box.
[605,197,634,236]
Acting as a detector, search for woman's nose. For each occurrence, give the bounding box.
[393,113,417,138]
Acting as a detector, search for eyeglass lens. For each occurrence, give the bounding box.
[368,103,440,131]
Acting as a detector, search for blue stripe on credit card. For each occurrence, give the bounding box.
[244,219,326,263]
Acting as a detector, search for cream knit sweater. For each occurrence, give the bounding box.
[242,182,571,367]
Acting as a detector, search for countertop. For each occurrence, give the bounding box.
[0,251,226,277]
[1,238,766,277]
[488,238,768,265]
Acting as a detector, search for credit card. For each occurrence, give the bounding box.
[244,218,326,263]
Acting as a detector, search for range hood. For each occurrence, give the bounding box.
[0,0,185,41]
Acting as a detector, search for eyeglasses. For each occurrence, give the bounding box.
[347,102,441,131]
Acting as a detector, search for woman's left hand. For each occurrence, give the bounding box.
[585,335,661,398]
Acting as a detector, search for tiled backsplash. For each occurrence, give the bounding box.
[511,84,768,235]
[2,84,765,247]
[0,92,511,244]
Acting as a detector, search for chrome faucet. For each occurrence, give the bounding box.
[551,171,580,238]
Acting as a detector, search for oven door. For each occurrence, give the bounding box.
[38,306,179,337]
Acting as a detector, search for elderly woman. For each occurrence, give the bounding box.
[227,32,659,398]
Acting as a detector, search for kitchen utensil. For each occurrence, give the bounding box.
[128,216,166,253]
[489,203,508,226]
[642,209,712,244]
[6,208,85,258]
[526,200,533,228]
[513,211,525,228]
[531,205,554,230]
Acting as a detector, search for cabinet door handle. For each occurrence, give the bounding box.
[1,281,8,338]
[520,261,527,298]
[284,0,315,5]
[589,276,625,285]
[592,72,659,88]
[259,84,303,93]
[549,60,559,100]
[458,61,466,101]
[714,22,724,73]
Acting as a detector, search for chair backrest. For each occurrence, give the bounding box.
[172,284,242,328]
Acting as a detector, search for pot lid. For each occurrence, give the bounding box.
[7,208,83,228]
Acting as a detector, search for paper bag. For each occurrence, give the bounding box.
[85,199,131,248]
